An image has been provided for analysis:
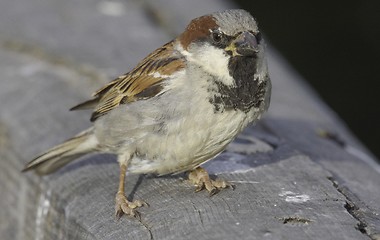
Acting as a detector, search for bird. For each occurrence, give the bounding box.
[23,9,271,218]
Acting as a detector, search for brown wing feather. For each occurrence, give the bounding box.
[72,41,186,122]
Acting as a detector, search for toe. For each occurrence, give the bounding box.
[115,207,124,219]
[212,179,230,189]
[129,199,148,208]
[115,193,147,219]
[188,167,233,195]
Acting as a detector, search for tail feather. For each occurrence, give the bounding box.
[23,128,97,175]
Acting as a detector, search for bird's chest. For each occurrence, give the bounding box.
[129,62,267,174]
[163,78,255,154]
[130,86,253,174]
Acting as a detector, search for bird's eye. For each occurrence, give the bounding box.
[212,31,223,43]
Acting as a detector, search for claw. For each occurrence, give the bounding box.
[209,188,219,196]
[194,184,205,192]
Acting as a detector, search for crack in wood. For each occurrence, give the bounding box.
[327,176,379,240]
[280,216,311,225]
[190,200,205,227]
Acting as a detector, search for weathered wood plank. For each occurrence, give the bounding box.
[0,0,379,239]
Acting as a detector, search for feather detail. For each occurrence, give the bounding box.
[72,41,186,122]
[70,98,99,111]
[22,128,97,175]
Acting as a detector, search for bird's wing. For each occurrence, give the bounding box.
[71,41,186,122]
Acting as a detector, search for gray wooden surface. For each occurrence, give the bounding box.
[1,0,379,239]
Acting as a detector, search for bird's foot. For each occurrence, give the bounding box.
[115,192,148,219]
[188,167,234,196]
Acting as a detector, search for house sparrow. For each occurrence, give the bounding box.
[23,9,271,218]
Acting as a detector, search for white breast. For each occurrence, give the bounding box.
[127,67,258,175]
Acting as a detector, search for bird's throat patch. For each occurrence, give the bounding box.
[209,56,268,113]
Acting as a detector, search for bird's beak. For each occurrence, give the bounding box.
[226,31,259,57]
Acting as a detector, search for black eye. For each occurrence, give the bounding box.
[212,31,223,43]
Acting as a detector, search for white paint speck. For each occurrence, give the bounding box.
[228,180,259,184]
[279,191,310,203]
[285,194,310,203]
[263,232,271,237]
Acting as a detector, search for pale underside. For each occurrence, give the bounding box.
[89,41,262,175]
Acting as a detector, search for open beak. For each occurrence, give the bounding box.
[226,31,259,57]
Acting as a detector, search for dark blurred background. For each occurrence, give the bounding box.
[234,0,380,158]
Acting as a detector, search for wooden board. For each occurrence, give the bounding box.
[0,0,379,239]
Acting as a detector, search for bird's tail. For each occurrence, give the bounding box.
[22,128,98,175]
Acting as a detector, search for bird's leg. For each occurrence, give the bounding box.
[115,155,147,219]
[188,167,233,196]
